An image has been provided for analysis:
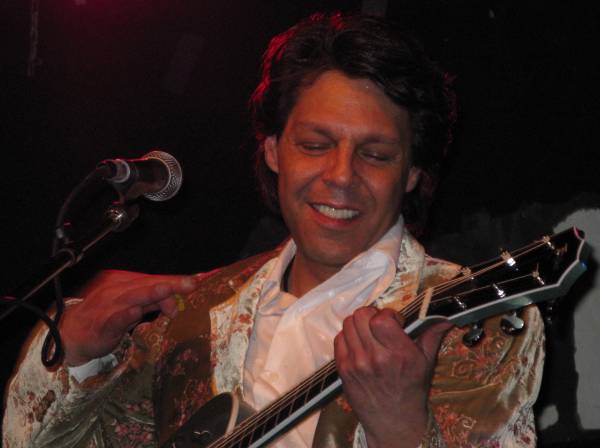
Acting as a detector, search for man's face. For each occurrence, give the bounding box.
[265,70,419,279]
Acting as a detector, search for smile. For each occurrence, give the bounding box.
[312,204,360,220]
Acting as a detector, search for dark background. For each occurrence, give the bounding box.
[1,1,599,446]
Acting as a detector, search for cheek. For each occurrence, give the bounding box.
[277,161,306,215]
[368,173,406,214]
[279,154,319,195]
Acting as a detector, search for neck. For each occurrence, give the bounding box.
[286,254,342,298]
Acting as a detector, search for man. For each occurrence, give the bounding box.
[3,13,543,448]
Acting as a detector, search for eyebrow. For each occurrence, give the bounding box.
[293,121,403,145]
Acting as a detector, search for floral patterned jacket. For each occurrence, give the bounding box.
[3,232,544,448]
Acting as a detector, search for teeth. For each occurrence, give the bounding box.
[314,204,359,220]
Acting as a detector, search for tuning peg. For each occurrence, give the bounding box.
[500,311,525,335]
[500,249,518,270]
[462,322,485,347]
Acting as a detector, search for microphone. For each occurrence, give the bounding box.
[99,151,183,201]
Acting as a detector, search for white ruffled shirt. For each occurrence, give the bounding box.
[242,219,404,447]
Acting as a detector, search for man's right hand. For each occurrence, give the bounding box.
[59,270,198,367]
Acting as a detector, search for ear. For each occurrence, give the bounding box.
[405,166,421,193]
[264,135,279,174]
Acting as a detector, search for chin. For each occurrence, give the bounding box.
[304,241,364,270]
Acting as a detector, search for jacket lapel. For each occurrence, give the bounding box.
[153,251,277,446]
[210,258,276,395]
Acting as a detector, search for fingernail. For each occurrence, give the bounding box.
[173,293,186,312]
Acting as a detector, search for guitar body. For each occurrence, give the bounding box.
[162,392,255,448]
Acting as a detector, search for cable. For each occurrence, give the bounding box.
[43,166,108,367]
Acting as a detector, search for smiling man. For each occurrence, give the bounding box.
[4,13,544,448]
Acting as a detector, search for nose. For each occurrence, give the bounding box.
[322,146,355,188]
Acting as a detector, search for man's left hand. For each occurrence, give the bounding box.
[334,307,451,448]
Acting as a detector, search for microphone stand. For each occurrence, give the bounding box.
[1,203,139,320]
[2,152,181,366]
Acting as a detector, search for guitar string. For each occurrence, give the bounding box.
[209,239,549,447]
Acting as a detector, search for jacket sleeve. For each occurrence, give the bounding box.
[2,305,169,448]
[424,305,545,448]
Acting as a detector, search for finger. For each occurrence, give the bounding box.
[334,332,350,363]
[369,308,412,350]
[80,270,152,295]
[85,273,197,298]
[97,269,153,282]
[110,300,182,335]
[157,296,178,318]
[98,282,174,310]
[341,308,375,355]
[104,306,145,340]
[128,274,198,290]
[108,274,198,293]
[416,321,453,364]
[124,297,178,320]
[105,277,197,309]
[351,307,381,351]
[334,331,369,394]
[141,302,161,315]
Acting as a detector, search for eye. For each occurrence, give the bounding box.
[299,142,332,152]
[359,150,392,163]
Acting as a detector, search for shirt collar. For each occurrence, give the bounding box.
[260,215,405,306]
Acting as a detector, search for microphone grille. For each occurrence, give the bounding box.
[143,151,183,201]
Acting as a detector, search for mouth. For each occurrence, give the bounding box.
[312,204,360,220]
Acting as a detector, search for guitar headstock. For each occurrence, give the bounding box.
[421,227,588,328]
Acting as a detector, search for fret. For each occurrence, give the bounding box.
[280,401,294,422]
[291,394,304,414]
[262,413,277,436]
[238,431,253,447]
[306,372,327,399]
